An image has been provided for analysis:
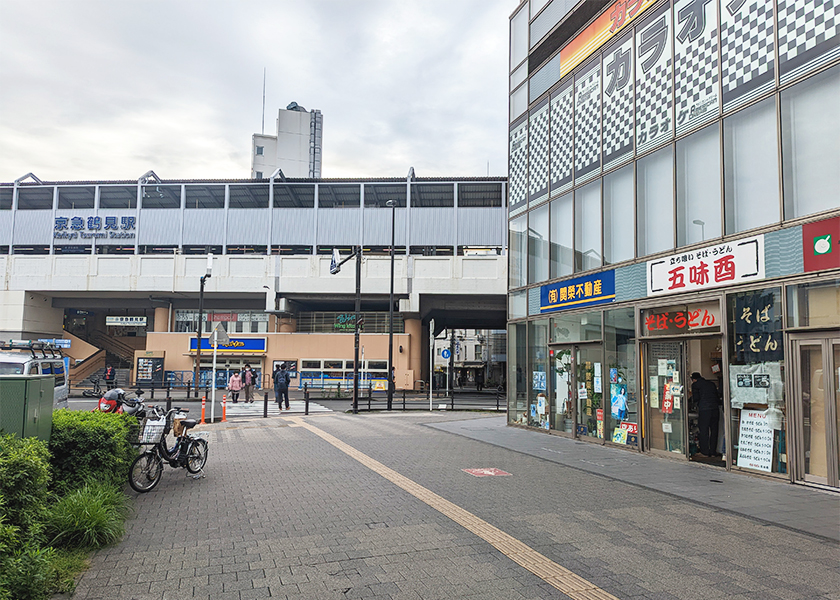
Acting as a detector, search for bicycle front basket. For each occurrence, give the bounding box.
[139,417,166,444]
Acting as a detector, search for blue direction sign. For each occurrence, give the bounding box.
[441,349,451,359]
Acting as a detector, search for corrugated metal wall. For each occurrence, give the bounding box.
[138,209,180,245]
[271,208,314,245]
[317,208,360,246]
[363,209,407,246]
[457,207,504,246]
[182,210,225,245]
[410,208,455,246]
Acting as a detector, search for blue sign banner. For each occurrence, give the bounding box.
[189,337,267,353]
[540,270,616,313]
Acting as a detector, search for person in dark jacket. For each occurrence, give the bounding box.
[240,364,256,403]
[103,364,116,390]
[691,372,721,458]
[273,363,291,410]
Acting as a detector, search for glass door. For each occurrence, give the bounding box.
[575,345,604,440]
[644,341,687,456]
[792,337,840,488]
[551,347,573,433]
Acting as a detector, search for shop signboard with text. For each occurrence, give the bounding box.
[540,270,616,313]
[106,316,147,327]
[189,338,266,353]
[647,235,764,296]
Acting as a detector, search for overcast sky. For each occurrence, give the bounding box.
[0,0,514,183]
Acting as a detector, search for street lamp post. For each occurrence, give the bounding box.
[386,198,396,411]
[330,246,363,414]
[194,253,213,398]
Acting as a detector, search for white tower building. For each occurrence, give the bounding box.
[251,102,323,179]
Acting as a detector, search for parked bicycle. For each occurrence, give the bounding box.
[129,405,208,493]
[81,376,104,398]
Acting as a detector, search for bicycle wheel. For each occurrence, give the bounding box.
[129,451,163,493]
[82,388,100,398]
[186,439,208,474]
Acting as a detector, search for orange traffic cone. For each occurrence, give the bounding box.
[221,394,227,422]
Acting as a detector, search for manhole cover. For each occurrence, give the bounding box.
[463,468,512,477]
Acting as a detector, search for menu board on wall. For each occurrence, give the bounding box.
[736,410,774,472]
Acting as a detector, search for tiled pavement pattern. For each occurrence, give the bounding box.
[69,412,840,600]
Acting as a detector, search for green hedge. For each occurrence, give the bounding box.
[0,435,50,539]
[48,410,139,495]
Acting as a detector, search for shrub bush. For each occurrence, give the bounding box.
[45,480,130,549]
[49,410,139,494]
[0,434,51,539]
[0,499,54,600]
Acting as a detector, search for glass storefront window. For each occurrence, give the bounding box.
[550,311,601,343]
[637,145,674,256]
[723,97,780,234]
[786,279,840,328]
[528,320,550,430]
[550,193,573,278]
[603,164,634,265]
[605,308,637,446]
[781,65,840,220]
[574,180,601,271]
[676,124,721,247]
[509,290,527,319]
[508,323,527,425]
[509,215,527,288]
[727,288,787,475]
[528,203,549,284]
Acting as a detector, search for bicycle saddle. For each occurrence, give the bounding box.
[180,419,197,430]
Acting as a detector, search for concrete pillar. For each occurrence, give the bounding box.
[279,317,297,333]
[0,291,64,340]
[153,307,170,333]
[404,318,422,386]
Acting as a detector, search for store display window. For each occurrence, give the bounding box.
[727,288,787,475]
[508,323,527,425]
[605,308,638,446]
[550,310,601,343]
[786,279,840,329]
[528,319,550,429]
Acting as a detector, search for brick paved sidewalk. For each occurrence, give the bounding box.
[67,412,839,600]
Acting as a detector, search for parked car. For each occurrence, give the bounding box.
[0,341,69,410]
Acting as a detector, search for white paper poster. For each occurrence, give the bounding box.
[594,376,602,394]
[737,410,774,472]
[658,359,669,376]
[578,383,588,400]
[649,377,659,408]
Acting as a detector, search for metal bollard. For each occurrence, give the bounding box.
[450,391,454,411]
[165,385,172,412]
[304,383,310,416]
[150,387,155,400]
[263,391,268,418]
[402,389,406,411]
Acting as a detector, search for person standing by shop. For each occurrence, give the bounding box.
[241,364,256,403]
[274,363,291,410]
[103,364,116,390]
[691,372,722,458]
[227,370,243,403]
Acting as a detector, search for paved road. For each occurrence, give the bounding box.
[69,412,839,600]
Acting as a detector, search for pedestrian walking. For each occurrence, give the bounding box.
[274,363,291,410]
[227,371,243,403]
[103,364,116,390]
[241,364,256,403]
[690,372,722,458]
[476,369,484,392]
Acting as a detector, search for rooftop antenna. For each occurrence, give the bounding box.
[487,160,489,176]
[261,67,266,135]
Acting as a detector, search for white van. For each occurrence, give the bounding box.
[0,342,70,410]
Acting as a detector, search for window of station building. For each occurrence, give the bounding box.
[409,246,454,256]
[726,288,786,475]
[255,171,263,179]
[574,179,601,272]
[54,245,91,255]
[12,246,50,254]
[604,308,637,446]
[139,245,178,254]
[142,185,181,209]
[229,184,269,208]
[637,145,674,257]
[411,184,454,207]
[458,246,501,256]
[226,245,267,255]
[603,164,634,265]
[676,124,721,248]
[364,184,406,207]
[458,183,503,207]
[97,245,135,255]
[99,185,137,209]
[182,245,222,255]
[723,97,780,235]
[318,184,361,208]
[296,312,405,334]
[786,279,840,329]
[509,214,527,288]
[0,246,9,254]
[57,187,94,209]
[271,245,312,255]
[365,246,406,256]
[781,65,840,220]
[174,310,269,333]
[528,203,549,284]
[0,187,12,209]
[274,184,314,208]
[185,185,225,209]
[17,186,53,210]
[550,192,573,278]
[255,145,264,156]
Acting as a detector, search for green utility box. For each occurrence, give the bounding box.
[0,375,55,442]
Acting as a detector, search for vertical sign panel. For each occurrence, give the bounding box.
[574,60,602,184]
[602,32,635,171]
[777,0,840,84]
[635,3,673,154]
[509,119,528,215]
[720,0,775,111]
[528,100,550,205]
[550,81,574,196]
[674,0,719,135]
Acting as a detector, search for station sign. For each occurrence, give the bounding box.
[106,316,147,327]
[540,270,616,313]
[54,215,136,241]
